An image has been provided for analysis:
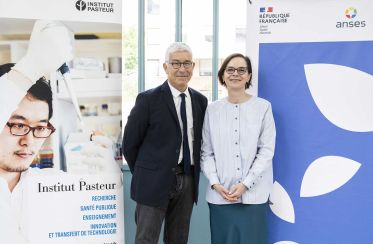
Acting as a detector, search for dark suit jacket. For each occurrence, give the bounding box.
[123,81,208,208]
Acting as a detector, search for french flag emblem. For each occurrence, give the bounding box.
[260,7,273,12]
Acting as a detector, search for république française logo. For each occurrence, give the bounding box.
[259,7,290,24]
[75,0,114,13]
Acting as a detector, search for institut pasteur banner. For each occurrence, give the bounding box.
[247,0,373,243]
[0,0,124,244]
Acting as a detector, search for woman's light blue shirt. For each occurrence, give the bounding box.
[201,96,276,204]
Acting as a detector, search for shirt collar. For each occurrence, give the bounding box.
[0,170,28,194]
[167,80,190,98]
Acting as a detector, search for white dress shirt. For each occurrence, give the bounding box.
[201,96,276,204]
[167,81,194,165]
[0,170,33,244]
[0,168,62,244]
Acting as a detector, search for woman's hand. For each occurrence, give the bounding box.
[212,184,236,202]
[227,183,248,200]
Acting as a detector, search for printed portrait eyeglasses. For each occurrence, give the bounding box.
[169,61,194,69]
[6,122,56,138]
[225,67,248,75]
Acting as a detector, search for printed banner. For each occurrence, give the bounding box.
[26,174,123,244]
[247,1,373,243]
[0,1,123,243]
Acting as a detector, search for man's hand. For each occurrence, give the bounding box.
[13,20,74,82]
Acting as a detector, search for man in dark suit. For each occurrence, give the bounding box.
[123,42,208,244]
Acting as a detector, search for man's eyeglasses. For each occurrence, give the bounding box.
[225,67,248,75]
[6,122,55,138]
[169,61,194,69]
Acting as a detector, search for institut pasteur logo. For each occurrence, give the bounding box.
[76,0,87,11]
[75,0,115,13]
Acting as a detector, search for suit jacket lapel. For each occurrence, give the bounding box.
[161,81,180,129]
[189,88,199,144]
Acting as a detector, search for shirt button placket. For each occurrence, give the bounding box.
[233,104,241,180]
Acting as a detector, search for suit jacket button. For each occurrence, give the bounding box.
[176,149,180,154]
[172,167,176,172]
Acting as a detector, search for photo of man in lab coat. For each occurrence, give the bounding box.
[0,19,123,244]
[0,19,73,244]
[0,64,58,244]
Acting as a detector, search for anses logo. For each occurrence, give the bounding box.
[345,7,357,19]
[336,7,366,28]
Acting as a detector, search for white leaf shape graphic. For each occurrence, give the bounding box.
[304,64,373,132]
[300,156,361,197]
[274,242,299,244]
[269,181,295,223]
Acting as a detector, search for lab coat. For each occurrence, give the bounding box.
[0,167,59,244]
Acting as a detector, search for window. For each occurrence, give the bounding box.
[199,59,212,76]
[123,0,139,124]
[183,0,213,100]
[147,0,160,15]
[144,0,175,90]
[123,0,249,102]
[218,0,247,98]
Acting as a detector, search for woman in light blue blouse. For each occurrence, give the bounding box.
[201,53,276,244]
